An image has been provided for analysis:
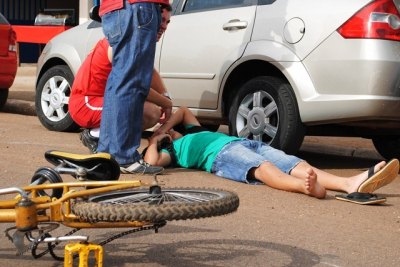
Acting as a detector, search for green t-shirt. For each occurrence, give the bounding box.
[162,131,241,172]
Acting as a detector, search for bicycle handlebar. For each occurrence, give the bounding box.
[0,187,28,198]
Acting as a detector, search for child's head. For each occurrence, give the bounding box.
[168,128,182,140]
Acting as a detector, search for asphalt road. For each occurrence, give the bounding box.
[1,65,399,266]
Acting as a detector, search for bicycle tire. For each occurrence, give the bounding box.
[72,188,239,222]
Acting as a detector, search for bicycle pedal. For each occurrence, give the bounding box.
[64,242,103,267]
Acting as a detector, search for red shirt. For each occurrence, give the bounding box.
[99,0,170,16]
[69,38,110,128]
[72,38,111,97]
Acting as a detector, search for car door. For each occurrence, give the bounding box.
[156,0,257,109]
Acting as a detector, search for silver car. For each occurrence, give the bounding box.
[36,0,400,159]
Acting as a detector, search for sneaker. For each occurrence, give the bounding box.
[120,159,164,174]
[79,129,98,154]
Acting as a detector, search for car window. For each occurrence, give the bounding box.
[88,20,101,29]
[182,0,254,13]
[170,0,180,12]
[258,0,276,5]
[0,13,9,25]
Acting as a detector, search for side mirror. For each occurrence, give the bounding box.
[89,5,102,23]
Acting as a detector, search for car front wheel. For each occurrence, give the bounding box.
[229,76,305,155]
[35,65,79,132]
[372,136,400,160]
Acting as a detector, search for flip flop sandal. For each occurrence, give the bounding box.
[357,159,399,193]
[335,192,386,205]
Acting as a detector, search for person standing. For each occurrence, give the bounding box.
[98,0,171,174]
[69,6,173,154]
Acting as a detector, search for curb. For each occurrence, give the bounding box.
[3,99,36,116]
[300,143,383,160]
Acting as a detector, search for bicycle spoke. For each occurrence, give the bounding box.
[97,190,219,205]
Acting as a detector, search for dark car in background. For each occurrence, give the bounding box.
[0,12,17,110]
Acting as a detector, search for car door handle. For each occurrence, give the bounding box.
[223,19,248,31]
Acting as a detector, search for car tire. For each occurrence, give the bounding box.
[229,76,305,155]
[35,65,79,132]
[0,89,8,110]
[372,136,400,160]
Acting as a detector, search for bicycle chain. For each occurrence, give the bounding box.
[30,221,166,261]
[31,227,81,259]
[25,231,51,256]
[98,221,166,247]
[5,223,59,256]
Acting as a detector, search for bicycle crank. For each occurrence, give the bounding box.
[5,222,60,255]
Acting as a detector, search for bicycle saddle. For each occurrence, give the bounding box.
[44,150,120,181]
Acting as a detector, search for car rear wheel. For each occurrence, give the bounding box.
[372,136,400,160]
[0,89,8,110]
[229,76,305,155]
[35,65,79,132]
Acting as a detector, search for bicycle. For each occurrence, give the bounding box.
[0,150,239,264]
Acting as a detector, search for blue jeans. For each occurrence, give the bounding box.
[98,2,161,165]
[211,140,302,184]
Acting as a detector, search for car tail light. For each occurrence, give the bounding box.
[9,28,17,52]
[338,0,400,41]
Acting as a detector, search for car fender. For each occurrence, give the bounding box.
[36,41,83,88]
[36,20,103,87]
[220,40,318,122]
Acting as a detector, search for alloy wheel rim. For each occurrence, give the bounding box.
[41,76,70,122]
[235,90,279,144]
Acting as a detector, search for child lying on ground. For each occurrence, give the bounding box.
[144,107,399,199]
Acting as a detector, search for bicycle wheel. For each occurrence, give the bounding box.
[72,187,239,222]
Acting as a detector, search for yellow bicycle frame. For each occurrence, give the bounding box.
[0,180,153,229]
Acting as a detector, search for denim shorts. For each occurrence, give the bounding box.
[211,139,302,184]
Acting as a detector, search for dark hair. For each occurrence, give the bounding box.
[141,146,149,158]
[141,136,176,167]
[161,4,172,12]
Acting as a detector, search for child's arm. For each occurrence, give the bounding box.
[144,134,172,167]
[154,106,200,136]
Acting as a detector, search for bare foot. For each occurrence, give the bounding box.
[346,161,386,193]
[303,168,326,199]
